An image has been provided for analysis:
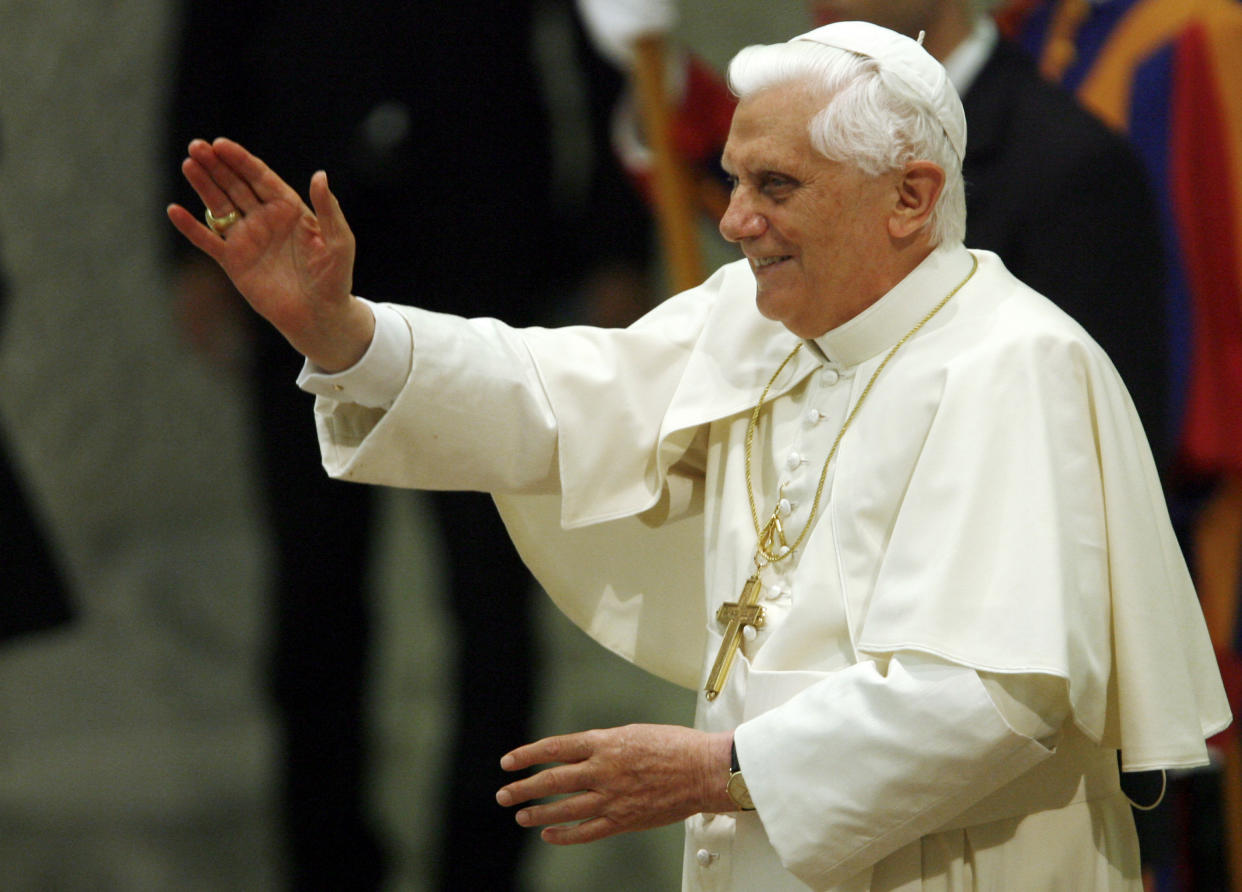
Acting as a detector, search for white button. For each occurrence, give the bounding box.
[822,368,841,385]
[786,452,804,470]
[696,848,717,867]
[742,624,758,641]
[764,583,788,600]
[778,497,793,516]
[806,409,823,425]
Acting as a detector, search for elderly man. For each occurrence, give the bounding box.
[169,21,1227,892]
[583,0,1170,455]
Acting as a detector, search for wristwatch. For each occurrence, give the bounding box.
[726,741,756,811]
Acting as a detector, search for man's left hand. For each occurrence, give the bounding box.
[497,724,734,844]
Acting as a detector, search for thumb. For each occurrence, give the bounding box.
[309,170,355,253]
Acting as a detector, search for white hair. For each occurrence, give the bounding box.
[726,40,967,246]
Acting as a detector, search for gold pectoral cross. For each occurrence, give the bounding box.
[704,574,767,700]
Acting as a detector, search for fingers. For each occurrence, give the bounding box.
[500,785,623,846]
[186,139,261,215]
[501,732,594,773]
[496,724,714,847]
[541,816,618,846]
[166,203,226,262]
[179,138,344,258]
[183,137,304,220]
[513,790,607,829]
[497,732,599,821]
[211,137,301,206]
[181,153,237,225]
[309,170,355,255]
[498,759,594,809]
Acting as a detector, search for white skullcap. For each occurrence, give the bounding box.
[793,21,967,160]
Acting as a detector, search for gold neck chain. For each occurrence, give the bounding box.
[744,255,978,565]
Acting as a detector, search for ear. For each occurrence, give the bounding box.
[888,161,945,240]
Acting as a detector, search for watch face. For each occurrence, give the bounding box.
[727,772,755,810]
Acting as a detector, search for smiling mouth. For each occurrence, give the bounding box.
[753,255,793,270]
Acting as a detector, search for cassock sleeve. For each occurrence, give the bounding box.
[311,305,562,495]
[733,655,1063,889]
[307,284,725,689]
[311,275,721,507]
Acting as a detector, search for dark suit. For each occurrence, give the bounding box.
[961,38,1168,459]
[0,257,73,643]
[168,6,549,890]
[0,435,72,643]
[167,3,643,889]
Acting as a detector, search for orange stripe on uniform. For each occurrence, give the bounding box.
[1074,0,1196,131]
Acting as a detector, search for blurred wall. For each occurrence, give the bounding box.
[0,2,278,887]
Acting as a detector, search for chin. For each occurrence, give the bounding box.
[755,289,804,332]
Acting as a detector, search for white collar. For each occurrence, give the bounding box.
[811,242,975,368]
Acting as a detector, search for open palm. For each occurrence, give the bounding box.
[167,138,372,371]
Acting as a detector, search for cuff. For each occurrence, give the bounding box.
[297,300,411,409]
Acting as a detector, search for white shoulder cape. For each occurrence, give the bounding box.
[490,250,1229,772]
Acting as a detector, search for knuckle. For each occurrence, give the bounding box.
[545,736,568,760]
[544,764,577,792]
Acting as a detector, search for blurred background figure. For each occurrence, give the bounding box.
[1,207,75,645]
[0,2,280,888]
[166,1,655,889]
[996,0,1242,483]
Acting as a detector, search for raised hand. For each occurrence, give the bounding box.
[496,723,735,844]
[166,138,374,372]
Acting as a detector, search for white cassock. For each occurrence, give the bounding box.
[303,243,1229,891]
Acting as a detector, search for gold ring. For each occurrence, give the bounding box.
[204,207,241,234]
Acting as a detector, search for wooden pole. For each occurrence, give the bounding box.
[630,34,706,294]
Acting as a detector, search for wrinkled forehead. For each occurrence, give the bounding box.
[721,82,830,170]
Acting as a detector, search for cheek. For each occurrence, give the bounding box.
[799,234,849,283]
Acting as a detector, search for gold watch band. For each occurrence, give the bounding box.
[727,741,756,811]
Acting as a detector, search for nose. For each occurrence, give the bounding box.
[719,191,766,243]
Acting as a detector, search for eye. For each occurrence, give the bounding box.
[761,173,798,197]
